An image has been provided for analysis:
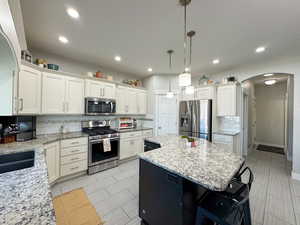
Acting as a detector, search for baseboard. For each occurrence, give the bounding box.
[292,171,300,181]
[255,142,285,149]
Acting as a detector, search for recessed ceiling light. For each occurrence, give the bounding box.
[58,36,69,44]
[67,8,79,19]
[147,68,153,72]
[212,59,220,64]
[264,79,276,85]
[114,56,121,62]
[256,46,266,53]
[264,73,274,77]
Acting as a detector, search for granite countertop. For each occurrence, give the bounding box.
[139,135,244,191]
[115,127,153,133]
[213,130,240,136]
[0,131,88,225]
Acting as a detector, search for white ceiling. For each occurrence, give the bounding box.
[21,0,300,77]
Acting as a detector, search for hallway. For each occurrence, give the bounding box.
[247,149,299,225]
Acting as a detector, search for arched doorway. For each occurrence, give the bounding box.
[241,73,294,163]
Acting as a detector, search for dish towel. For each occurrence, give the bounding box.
[103,139,111,152]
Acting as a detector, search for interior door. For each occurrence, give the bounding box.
[157,95,178,136]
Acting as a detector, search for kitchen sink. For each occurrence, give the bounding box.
[0,151,35,174]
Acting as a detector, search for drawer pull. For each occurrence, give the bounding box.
[70,166,79,170]
[71,157,80,161]
[71,149,80,153]
[71,142,79,145]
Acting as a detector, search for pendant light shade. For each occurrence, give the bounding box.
[179,72,191,87]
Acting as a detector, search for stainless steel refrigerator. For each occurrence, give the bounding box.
[179,100,212,141]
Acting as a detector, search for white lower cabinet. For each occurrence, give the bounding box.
[60,137,88,176]
[44,142,60,184]
[120,131,143,159]
[212,133,240,154]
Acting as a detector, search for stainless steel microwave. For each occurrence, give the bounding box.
[85,97,116,115]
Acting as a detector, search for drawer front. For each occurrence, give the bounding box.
[61,137,88,149]
[143,130,153,137]
[61,145,87,157]
[61,153,87,165]
[120,131,142,139]
[60,160,87,177]
[213,134,233,144]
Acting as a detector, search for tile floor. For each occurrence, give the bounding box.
[51,150,300,225]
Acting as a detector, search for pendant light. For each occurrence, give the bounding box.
[178,0,192,87]
[166,50,175,98]
[185,30,196,94]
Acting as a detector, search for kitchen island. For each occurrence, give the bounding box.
[138,135,245,225]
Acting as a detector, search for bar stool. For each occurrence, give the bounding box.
[195,167,254,225]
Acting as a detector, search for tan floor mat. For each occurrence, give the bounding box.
[53,188,104,225]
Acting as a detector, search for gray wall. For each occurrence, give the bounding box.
[255,81,287,147]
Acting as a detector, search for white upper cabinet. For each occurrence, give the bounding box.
[137,91,147,114]
[217,84,238,116]
[42,72,84,114]
[18,65,41,114]
[116,86,130,114]
[42,72,65,114]
[195,86,215,100]
[85,80,116,99]
[65,77,84,114]
[116,86,147,114]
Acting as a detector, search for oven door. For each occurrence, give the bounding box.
[89,138,119,165]
[85,98,116,115]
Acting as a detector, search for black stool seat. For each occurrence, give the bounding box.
[195,167,254,225]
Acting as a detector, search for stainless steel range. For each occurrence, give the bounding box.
[82,120,120,175]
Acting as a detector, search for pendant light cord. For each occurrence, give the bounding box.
[183,4,187,70]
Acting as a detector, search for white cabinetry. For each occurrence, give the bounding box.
[60,137,88,177]
[42,73,84,114]
[213,133,240,154]
[18,65,41,114]
[44,142,60,184]
[217,84,239,116]
[195,86,214,100]
[65,77,84,114]
[120,131,143,159]
[42,72,65,114]
[85,80,116,99]
[117,86,147,114]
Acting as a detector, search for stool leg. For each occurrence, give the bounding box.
[243,200,252,225]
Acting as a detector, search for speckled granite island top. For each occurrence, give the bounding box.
[139,135,244,191]
[0,132,88,225]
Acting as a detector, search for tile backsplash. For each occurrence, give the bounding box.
[217,116,240,132]
[36,115,152,135]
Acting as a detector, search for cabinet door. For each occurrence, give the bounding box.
[137,91,147,114]
[128,89,138,114]
[120,138,141,159]
[65,77,84,114]
[116,87,129,114]
[18,66,41,114]
[42,73,65,114]
[217,85,236,116]
[195,87,213,100]
[102,82,116,99]
[45,142,60,183]
[86,80,101,98]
